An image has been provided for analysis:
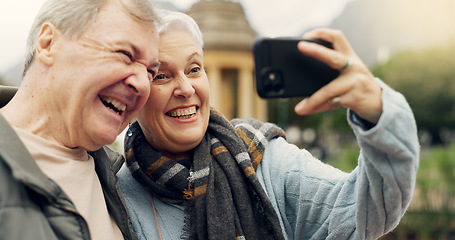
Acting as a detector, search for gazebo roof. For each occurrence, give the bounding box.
[186,0,258,51]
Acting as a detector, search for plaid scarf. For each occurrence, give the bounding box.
[125,109,286,240]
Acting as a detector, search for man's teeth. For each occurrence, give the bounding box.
[167,106,197,119]
[100,96,126,114]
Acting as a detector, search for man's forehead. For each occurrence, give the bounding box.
[87,3,157,46]
[99,0,157,24]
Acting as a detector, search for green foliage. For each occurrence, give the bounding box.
[372,43,455,143]
[332,143,455,238]
[267,97,350,132]
[392,143,455,238]
[326,144,359,172]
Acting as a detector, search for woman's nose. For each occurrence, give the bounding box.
[174,76,195,98]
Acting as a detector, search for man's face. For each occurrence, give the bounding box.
[46,1,159,150]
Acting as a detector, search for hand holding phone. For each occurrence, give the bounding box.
[254,38,340,98]
[257,29,383,124]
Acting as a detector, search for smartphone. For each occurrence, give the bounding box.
[253,38,340,98]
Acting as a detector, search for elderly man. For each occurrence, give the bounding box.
[0,0,160,239]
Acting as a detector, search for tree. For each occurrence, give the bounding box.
[372,43,455,144]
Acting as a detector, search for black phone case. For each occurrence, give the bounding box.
[254,38,340,98]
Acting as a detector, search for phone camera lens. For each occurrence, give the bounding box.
[263,70,283,92]
[269,73,277,81]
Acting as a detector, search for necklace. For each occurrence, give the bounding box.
[150,193,163,240]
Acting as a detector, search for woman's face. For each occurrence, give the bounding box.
[136,29,210,159]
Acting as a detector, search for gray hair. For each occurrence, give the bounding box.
[24,0,160,75]
[155,9,203,50]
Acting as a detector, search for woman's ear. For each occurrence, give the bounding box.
[36,23,57,66]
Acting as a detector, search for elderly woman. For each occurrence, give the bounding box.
[117,9,419,240]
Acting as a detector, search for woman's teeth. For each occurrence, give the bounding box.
[167,106,197,119]
[100,96,126,115]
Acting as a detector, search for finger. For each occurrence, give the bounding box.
[330,97,343,109]
[294,96,344,116]
[295,75,353,115]
[297,41,352,72]
[301,28,353,54]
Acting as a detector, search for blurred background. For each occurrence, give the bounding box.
[1,0,455,238]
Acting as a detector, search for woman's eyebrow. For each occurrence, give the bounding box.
[187,52,201,61]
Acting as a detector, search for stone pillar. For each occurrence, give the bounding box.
[206,65,222,110]
[255,94,268,122]
[237,67,253,119]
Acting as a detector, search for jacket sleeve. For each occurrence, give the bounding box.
[0,158,59,240]
[257,79,419,240]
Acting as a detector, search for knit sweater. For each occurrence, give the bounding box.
[117,79,419,240]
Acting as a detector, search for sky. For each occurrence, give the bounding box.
[0,0,352,73]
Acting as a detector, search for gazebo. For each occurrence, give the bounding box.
[187,0,267,121]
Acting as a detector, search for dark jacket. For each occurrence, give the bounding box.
[0,86,134,240]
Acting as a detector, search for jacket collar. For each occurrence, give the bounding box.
[0,112,124,193]
[0,86,17,107]
[0,114,59,197]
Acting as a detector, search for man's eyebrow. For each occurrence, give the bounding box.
[130,43,148,61]
[131,44,141,58]
[128,43,160,68]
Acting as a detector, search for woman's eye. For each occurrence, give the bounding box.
[155,74,166,80]
[189,67,200,74]
[152,74,170,84]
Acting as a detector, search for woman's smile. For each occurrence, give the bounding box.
[166,106,198,119]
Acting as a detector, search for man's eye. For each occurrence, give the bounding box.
[118,50,134,62]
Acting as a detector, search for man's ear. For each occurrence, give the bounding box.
[36,23,58,66]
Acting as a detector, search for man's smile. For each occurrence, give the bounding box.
[99,96,126,115]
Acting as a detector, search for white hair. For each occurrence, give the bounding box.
[155,9,203,49]
[24,0,160,75]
